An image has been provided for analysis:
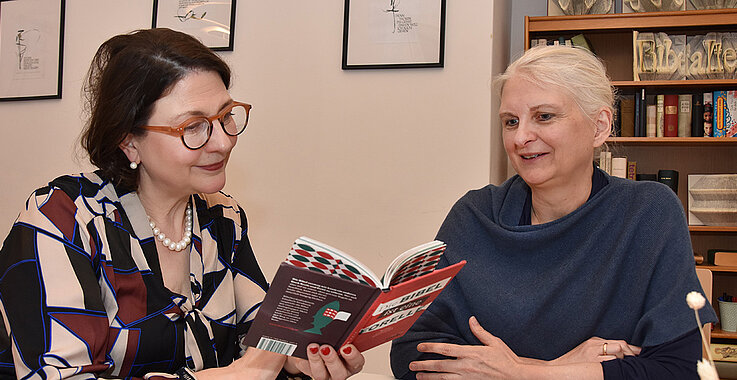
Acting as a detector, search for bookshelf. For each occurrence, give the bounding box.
[526,8,737,353]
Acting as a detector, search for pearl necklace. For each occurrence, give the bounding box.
[148,203,193,252]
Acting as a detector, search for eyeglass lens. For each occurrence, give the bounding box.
[182,104,249,149]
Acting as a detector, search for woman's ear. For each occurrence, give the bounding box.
[592,107,613,147]
[119,134,140,163]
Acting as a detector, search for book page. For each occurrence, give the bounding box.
[286,237,382,287]
[382,240,446,288]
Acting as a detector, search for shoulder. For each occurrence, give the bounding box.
[24,172,110,212]
[604,177,681,211]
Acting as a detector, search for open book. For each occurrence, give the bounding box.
[244,237,465,358]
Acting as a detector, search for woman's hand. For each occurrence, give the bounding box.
[552,337,641,365]
[408,316,524,379]
[285,343,365,380]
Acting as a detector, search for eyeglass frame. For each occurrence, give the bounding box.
[141,101,252,150]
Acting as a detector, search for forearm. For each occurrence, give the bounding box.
[519,362,603,380]
[196,348,286,380]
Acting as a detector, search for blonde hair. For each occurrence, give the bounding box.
[495,45,616,135]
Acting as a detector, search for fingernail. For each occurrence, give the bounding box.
[309,346,319,354]
[342,346,352,355]
[321,346,331,355]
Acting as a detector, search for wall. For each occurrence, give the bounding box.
[0,0,509,376]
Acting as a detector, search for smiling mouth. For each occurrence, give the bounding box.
[200,161,225,171]
[521,153,546,159]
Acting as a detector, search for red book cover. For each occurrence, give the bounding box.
[663,94,678,137]
[244,237,466,359]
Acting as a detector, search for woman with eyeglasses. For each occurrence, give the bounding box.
[0,28,364,380]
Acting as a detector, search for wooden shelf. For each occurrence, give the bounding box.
[607,137,737,145]
[698,266,737,273]
[526,9,737,34]
[613,79,737,89]
[691,226,737,233]
[712,326,737,339]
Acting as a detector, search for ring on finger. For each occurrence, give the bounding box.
[602,342,608,356]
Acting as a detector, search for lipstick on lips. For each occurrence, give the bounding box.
[199,160,225,171]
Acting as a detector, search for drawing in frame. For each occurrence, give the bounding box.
[0,0,65,101]
[152,0,236,51]
[342,0,446,70]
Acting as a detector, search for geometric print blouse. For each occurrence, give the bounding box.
[0,171,268,379]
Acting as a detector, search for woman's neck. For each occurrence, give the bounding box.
[529,170,594,225]
[137,186,190,240]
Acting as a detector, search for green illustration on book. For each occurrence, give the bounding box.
[304,300,351,335]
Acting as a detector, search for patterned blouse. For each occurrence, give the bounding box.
[0,172,268,379]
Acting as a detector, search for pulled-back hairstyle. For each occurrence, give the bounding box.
[81,28,231,191]
[494,45,615,134]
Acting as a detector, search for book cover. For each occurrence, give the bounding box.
[619,95,635,137]
[656,94,665,137]
[646,104,656,137]
[627,161,637,180]
[663,94,679,137]
[611,157,627,178]
[678,94,692,137]
[692,93,704,137]
[714,91,727,137]
[704,92,714,136]
[726,90,737,137]
[244,237,466,358]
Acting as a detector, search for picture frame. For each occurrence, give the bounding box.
[342,0,446,70]
[152,0,236,51]
[0,0,65,101]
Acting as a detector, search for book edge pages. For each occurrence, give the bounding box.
[292,236,382,287]
[381,240,446,289]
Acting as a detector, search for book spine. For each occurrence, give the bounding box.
[714,91,727,137]
[703,92,713,137]
[678,94,692,137]
[611,157,628,178]
[639,89,647,136]
[663,94,679,137]
[646,104,657,137]
[692,93,704,137]
[620,95,635,137]
[728,90,737,137]
[627,161,637,180]
[656,94,665,137]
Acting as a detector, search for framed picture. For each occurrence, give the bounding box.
[547,0,614,15]
[152,0,236,51]
[342,0,446,70]
[0,0,65,101]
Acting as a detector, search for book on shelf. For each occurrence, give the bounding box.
[619,95,635,137]
[611,157,627,178]
[599,151,612,175]
[570,34,592,53]
[634,89,647,137]
[714,90,737,137]
[244,237,466,359]
[692,94,704,137]
[713,343,737,363]
[678,94,692,137]
[714,251,737,266]
[626,161,637,181]
[663,94,679,137]
[646,104,656,137]
[704,92,713,137]
[656,94,665,137]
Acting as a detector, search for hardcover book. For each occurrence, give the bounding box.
[244,237,466,358]
[664,94,679,137]
[704,92,714,137]
[646,104,657,137]
[678,94,692,137]
[692,94,704,137]
[714,90,737,137]
[619,95,635,137]
[656,94,665,137]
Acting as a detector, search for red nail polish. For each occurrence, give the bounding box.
[309,346,319,354]
[342,346,352,355]
[321,347,331,355]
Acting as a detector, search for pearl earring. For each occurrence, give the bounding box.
[129,162,138,170]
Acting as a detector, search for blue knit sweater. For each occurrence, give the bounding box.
[391,170,717,378]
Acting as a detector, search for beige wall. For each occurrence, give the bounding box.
[0,0,509,375]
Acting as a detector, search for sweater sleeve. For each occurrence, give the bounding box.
[601,328,702,380]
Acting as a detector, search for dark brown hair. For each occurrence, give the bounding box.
[81,28,231,191]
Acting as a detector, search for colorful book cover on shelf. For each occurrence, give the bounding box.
[627,161,637,180]
[678,94,692,137]
[714,91,730,137]
[692,93,704,137]
[663,94,679,137]
[244,237,466,359]
[722,90,737,137]
[704,92,714,137]
[656,94,665,137]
